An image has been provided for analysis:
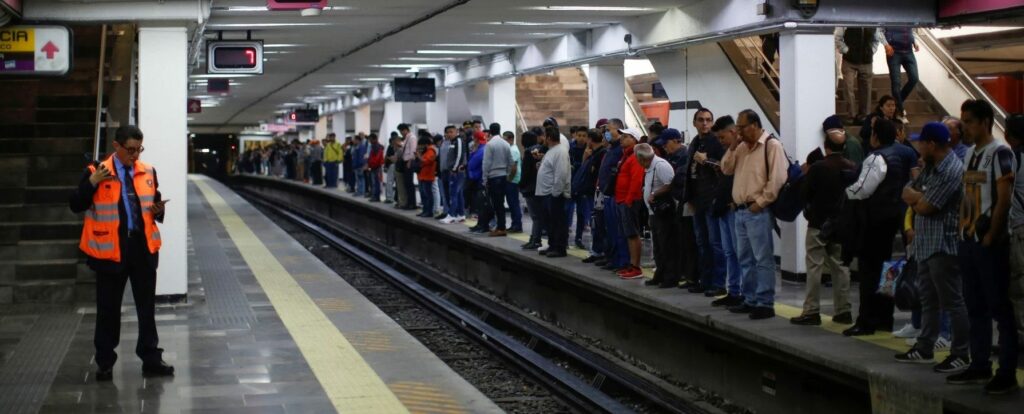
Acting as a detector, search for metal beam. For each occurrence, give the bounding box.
[24,0,209,23]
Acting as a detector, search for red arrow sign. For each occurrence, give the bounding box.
[40,41,59,59]
[187,99,202,114]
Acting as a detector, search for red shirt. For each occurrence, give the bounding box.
[614,145,643,205]
[417,146,437,182]
[368,143,384,169]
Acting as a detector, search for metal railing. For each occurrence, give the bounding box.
[513,100,529,134]
[735,35,780,94]
[624,80,648,137]
[916,28,1007,134]
[92,24,108,161]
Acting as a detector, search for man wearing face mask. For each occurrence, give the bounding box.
[594,118,629,271]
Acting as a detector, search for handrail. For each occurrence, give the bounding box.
[736,36,779,93]
[624,80,648,137]
[92,24,108,161]
[513,99,529,134]
[916,28,1006,133]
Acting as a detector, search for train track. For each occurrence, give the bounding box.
[242,191,713,414]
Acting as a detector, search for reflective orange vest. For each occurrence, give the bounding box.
[79,156,162,262]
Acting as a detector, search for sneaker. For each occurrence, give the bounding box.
[984,375,1019,395]
[894,348,934,364]
[933,355,970,374]
[435,213,448,220]
[440,216,457,224]
[574,240,586,250]
[946,370,992,385]
[704,288,727,298]
[891,323,921,338]
[617,266,644,279]
[728,304,754,314]
[934,336,950,351]
[582,256,603,264]
[905,337,918,346]
[521,242,541,251]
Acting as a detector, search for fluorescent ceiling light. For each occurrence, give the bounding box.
[262,51,294,55]
[374,64,442,68]
[213,6,352,12]
[522,6,654,12]
[264,44,303,48]
[416,50,482,54]
[930,26,1021,39]
[190,74,255,79]
[429,43,522,48]
[206,23,331,28]
[395,57,462,61]
[356,78,390,81]
[322,85,361,88]
[481,21,599,26]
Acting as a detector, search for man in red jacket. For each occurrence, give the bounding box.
[615,128,646,279]
[367,133,385,201]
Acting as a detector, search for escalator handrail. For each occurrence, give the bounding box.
[916,28,1007,133]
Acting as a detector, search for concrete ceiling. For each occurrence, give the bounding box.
[188,0,682,128]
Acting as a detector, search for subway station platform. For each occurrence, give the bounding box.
[235,174,1024,414]
[0,175,500,414]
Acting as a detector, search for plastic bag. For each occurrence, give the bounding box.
[876,257,907,298]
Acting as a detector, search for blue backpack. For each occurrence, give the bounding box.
[764,135,804,223]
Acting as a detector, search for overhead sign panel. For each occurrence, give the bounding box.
[207,40,263,75]
[0,25,72,76]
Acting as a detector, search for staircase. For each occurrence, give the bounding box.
[516,68,590,130]
[0,25,114,304]
[720,35,948,137]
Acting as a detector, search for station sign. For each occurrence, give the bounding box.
[0,25,72,76]
[207,40,263,75]
[188,99,202,114]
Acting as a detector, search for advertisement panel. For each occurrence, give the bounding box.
[939,0,1024,18]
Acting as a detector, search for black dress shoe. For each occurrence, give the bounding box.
[95,368,113,382]
[703,288,727,297]
[749,307,775,320]
[600,263,618,270]
[728,304,754,314]
[142,361,175,377]
[582,255,602,264]
[677,280,699,290]
[831,312,853,324]
[593,258,608,267]
[574,240,586,250]
[644,279,662,286]
[521,242,541,250]
[508,227,523,233]
[790,313,821,326]
[545,251,567,258]
[842,325,876,337]
[658,281,679,289]
[687,284,706,294]
[712,295,743,307]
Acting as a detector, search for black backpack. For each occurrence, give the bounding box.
[764,136,804,222]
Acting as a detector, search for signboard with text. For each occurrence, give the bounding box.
[0,26,72,76]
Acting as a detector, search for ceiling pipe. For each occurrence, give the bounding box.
[218,0,473,130]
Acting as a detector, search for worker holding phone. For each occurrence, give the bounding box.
[68,125,174,382]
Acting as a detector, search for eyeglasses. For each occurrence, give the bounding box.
[120,145,145,155]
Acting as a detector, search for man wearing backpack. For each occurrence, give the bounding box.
[844,119,914,336]
[792,131,856,326]
[721,110,788,320]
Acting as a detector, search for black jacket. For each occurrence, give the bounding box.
[801,153,856,229]
[684,133,725,211]
[68,166,162,274]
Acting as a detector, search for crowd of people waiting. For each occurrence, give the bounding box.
[240,97,1024,395]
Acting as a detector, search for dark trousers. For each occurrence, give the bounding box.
[419,181,434,216]
[590,200,607,257]
[439,171,451,214]
[324,162,339,188]
[652,212,683,284]
[505,181,523,230]
[680,216,700,283]
[310,160,323,185]
[486,177,508,230]
[525,195,545,244]
[94,236,161,369]
[402,168,416,208]
[543,195,569,253]
[855,216,901,330]
[602,196,628,268]
[574,195,593,243]
[960,240,1020,378]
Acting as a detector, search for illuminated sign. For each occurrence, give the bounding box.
[207,40,263,75]
[0,25,72,76]
[290,109,318,123]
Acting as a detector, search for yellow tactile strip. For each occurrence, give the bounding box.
[388,381,469,414]
[194,177,409,414]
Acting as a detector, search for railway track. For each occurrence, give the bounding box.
[242,191,714,414]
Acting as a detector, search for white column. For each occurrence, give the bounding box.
[354,105,371,135]
[137,26,187,297]
[587,62,625,127]
[331,112,347,136]
[464,82,491,123]
[426,85,448,133]
[488,77,515,135]
[380,101,404,136]
[778,30,837,276]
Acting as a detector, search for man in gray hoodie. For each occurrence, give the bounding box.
[482,123,513,236]
[536,126,572,257]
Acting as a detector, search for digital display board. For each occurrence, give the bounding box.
[207,40,263,75]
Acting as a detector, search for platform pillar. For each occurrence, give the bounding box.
[488,76,515,137]
[354,105,371,135]
[588,62,625,128]
[137,26,188,298]
[331,111,347,136]
[425,76,448,133]
[778,30,837,277]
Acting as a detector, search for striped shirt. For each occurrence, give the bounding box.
[912,151,963,260]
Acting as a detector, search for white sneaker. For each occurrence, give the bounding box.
[905,337,918,346]
[934,336,951,351]
[440,216,457,224]
[456,215,466,222]
[892,323,921,338]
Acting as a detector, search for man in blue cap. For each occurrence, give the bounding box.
[894,122,972,375]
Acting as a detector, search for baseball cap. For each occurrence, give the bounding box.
[653,128,683,147]
[822,115,844,133]
[910,122,950,143]
[619,128,641,140]
[595,118,609,128]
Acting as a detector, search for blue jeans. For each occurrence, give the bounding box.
[447,171,466,217]
[735,208,775,308]
[574,195,593,243]
[354,168,366,196]
[694,209,726,290]
[525,195,545,244]
[419,181,434,216]
[324,162,339,188]
[369,168,382,200]
[887,51,919,111]
[717,211,742,297]
[602,196,628,268]
[565,198,576,230]
[505,181,523,230]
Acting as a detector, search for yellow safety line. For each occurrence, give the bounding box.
[194,178,409,414]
